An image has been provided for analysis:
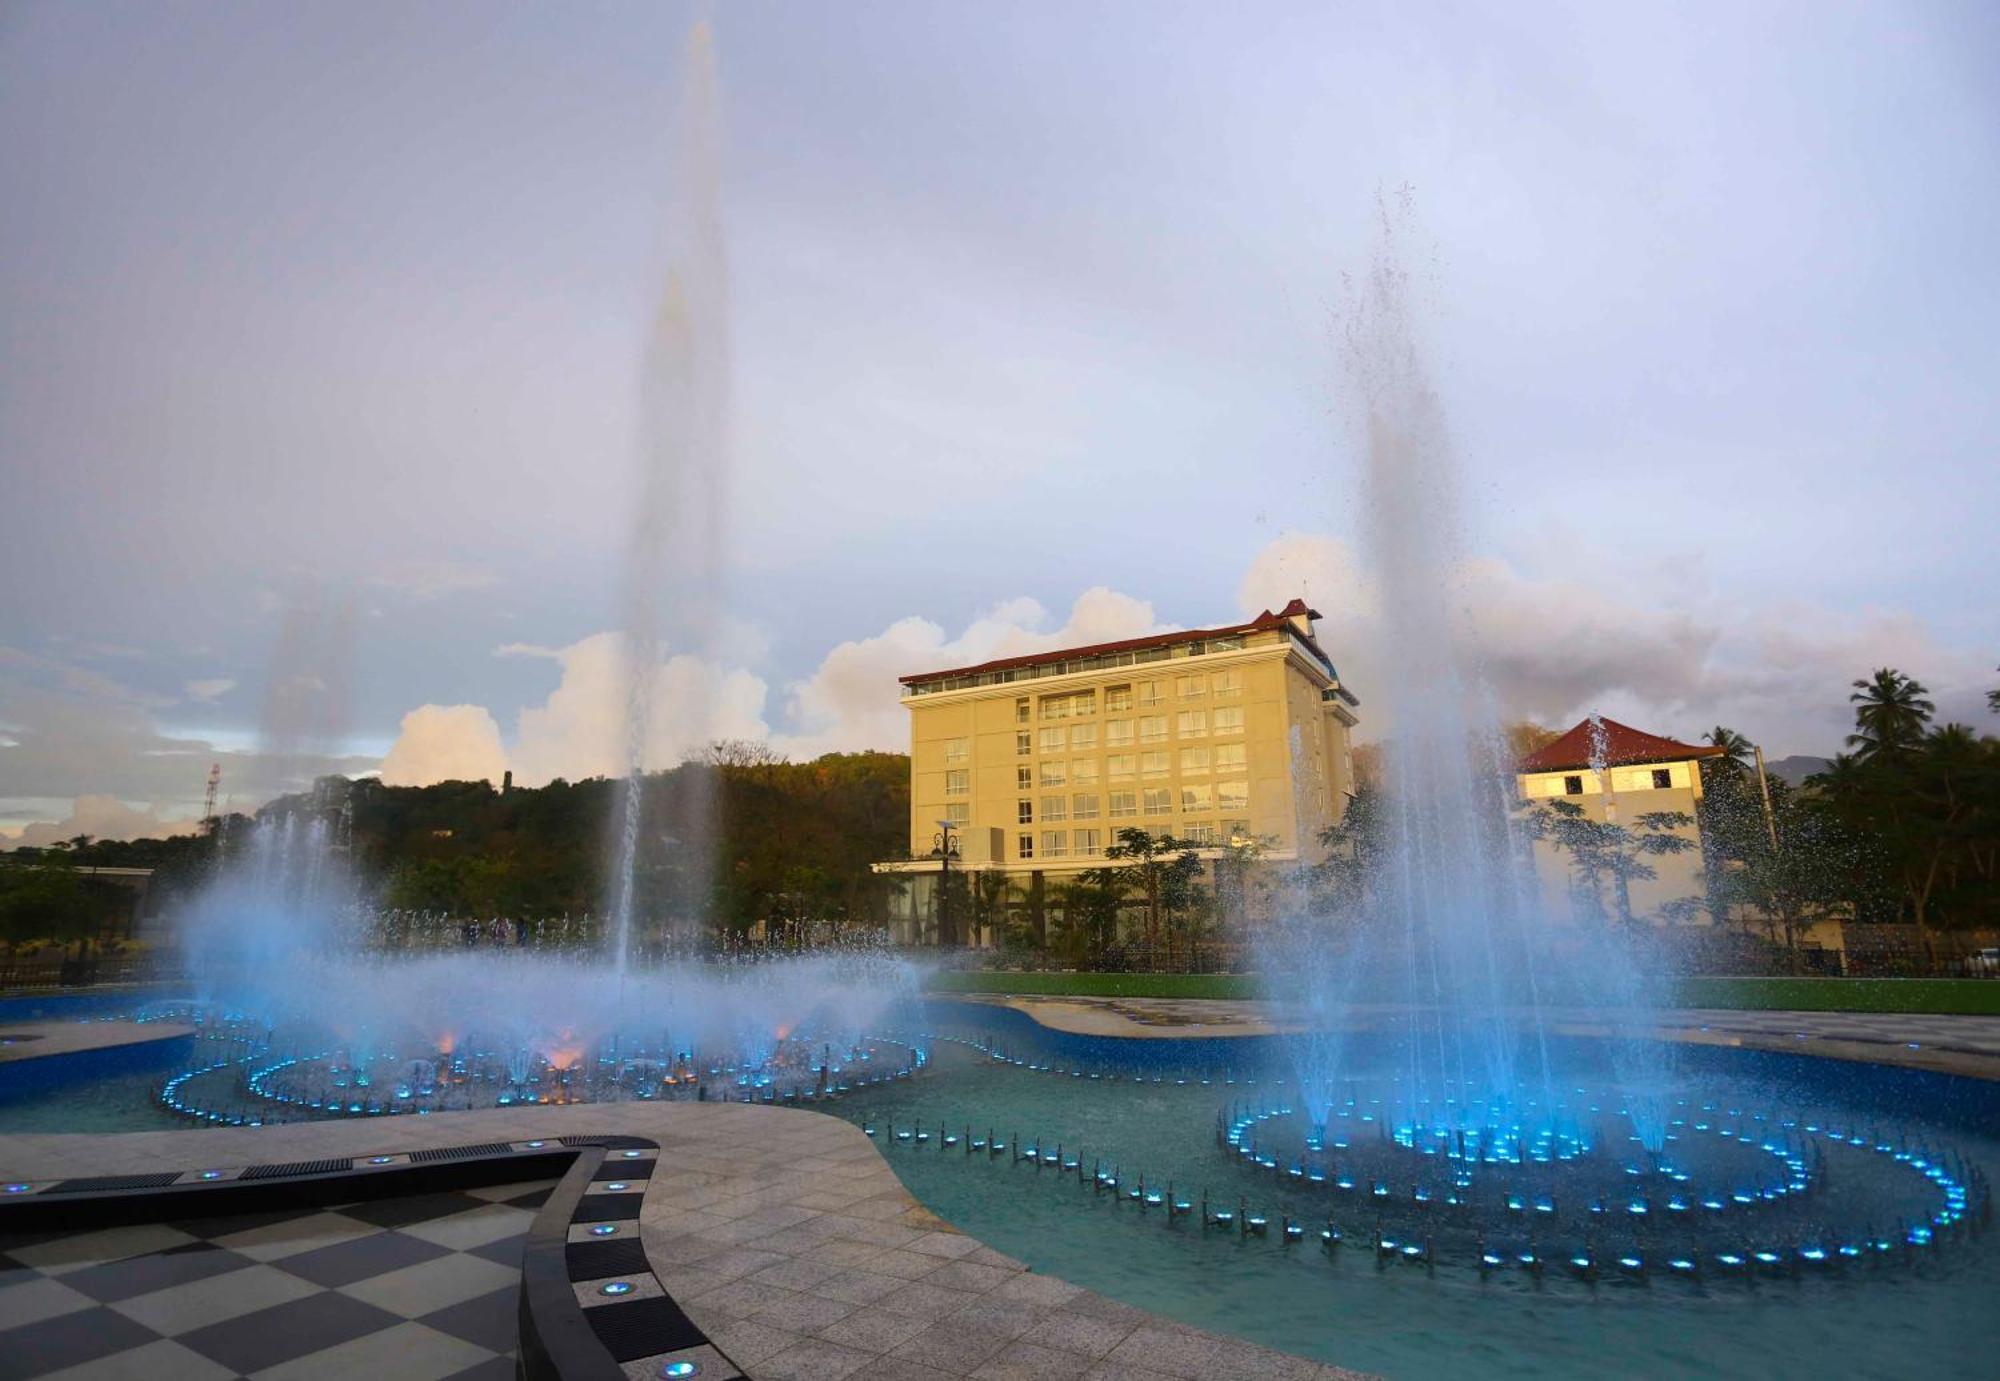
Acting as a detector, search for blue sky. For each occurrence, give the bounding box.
[3,1,1996,839]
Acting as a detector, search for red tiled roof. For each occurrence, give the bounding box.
[899,599,1328,687]
[1516,717,1725,774]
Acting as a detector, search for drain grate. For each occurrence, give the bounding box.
[240,1159,352,1180]
[46,1173,183,1194]
[409,1142,515,1164]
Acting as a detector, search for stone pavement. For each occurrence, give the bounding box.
[0,1103,1367,1381]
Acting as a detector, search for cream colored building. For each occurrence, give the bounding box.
[876,599,1360,946]
[1515,718,1719,924]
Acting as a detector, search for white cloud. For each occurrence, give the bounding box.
[183,677,237,703]
[1,795,203,848]
[377,590,1171,785]
[772,587,1170,758]
[381,632,774,788]
[377,704,508,787]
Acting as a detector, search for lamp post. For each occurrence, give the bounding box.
[931,820,961,948]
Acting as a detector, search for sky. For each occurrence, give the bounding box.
[2,1,1996,842]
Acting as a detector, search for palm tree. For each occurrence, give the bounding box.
[1703,726,1753,780]
[1987,667,1998,716]
[1847,668,1935,760]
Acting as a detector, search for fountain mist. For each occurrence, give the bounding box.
[1265,196,1670,1148]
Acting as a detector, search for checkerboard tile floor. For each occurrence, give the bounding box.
[0,1178,552,1380]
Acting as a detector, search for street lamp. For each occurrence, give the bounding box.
[931,820,961,948]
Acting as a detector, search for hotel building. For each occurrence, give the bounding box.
[876,599,1360,945]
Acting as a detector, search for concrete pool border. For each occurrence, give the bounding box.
[0,1103,1366,1380]
[966,995,2000,1082]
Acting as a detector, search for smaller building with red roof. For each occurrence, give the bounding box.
[1515,715,1719,926]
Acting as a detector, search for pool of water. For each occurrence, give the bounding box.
[831,1004,2000,1380]
[0,1032,192,1133]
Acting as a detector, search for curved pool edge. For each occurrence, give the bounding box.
[0,1100,1369,1380]
[0,1018,196,1066]
[953,993,2000,1083]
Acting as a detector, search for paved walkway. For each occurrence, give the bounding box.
[0,1104,1363,1381]
[977,995,2000,1081]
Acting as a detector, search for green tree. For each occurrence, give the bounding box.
[1086,827,1202,968]
[1520,800,1698,924]
[0,862,100,956]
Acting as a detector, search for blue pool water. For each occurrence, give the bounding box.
[831,1003,2000,1380]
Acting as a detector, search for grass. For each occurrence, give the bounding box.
[924,969,2000,1015]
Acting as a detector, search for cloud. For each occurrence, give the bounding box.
[0,643,374,840]
[1239,530,1990,755]
[382,633,775,788]
[0,795,204,849]
[183,678,237,703]
[772,587,1170,758]
[377,590,1171,786]
[364,561,502,601]
[377,705,508,787]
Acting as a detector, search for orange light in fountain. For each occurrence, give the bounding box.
[435,1032,457,1056]
[546,1046,585,1071]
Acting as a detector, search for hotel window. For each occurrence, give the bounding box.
[1213,706,1245,735]
[1180,747,1211,775]
[1183,821,1217,845]
[1016,731,1032,756]
[1137,680,1164,708]
[1042,695,1071,720]
[1564,775,1584,796]
[1041,830,1068,859]
[1218,779,1249,811]
[944,737,969,764]
[1105,684,1134,712]
[1142,787,1173,816]
[1181,783,1213,813]
[1072,690,1096,716]
[1107,754,1136,781]
[1138,715,1167,744]
[1015,698,1031,724]
[1140,751,1170,778]
[1224,818,1251,843]
[1073,827,1102,856]
[1018,799,1033,824]
[1651,768,1673,790]
[1214,668,1242,696]
[1071,760,1099,788]
[1040,727,1066,754]
[1177,710,1207,737]
[1211,635,1245,653]
[1177,674,1207,699]
[944,802,970,826]
[1070,722,1099,751]
[1041,795,1068,822]
[1109,791,1137,819]
[1106,719,1134,748]
[1214,744,1246,773]
[1017,765,1033,790]
[1041,760,1067,786]
[945,769,969,796]
[1018,833,1034,860]
[1073,792,1100,820]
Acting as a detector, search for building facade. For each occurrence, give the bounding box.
[1515,717,1720,924]
[876,599,1360,946]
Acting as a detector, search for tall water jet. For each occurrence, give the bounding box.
[608,21,733,973]
[1266,195,1670,1146]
